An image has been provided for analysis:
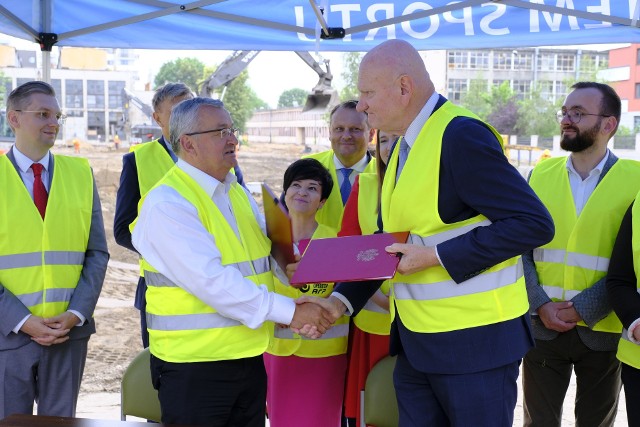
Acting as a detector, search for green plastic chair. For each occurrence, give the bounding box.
[362,355,399,427]
[120,347,162,422]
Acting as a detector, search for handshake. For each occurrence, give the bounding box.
[288,295,348,339]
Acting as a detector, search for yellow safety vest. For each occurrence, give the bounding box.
[0,155,93,318]
[530,157,640,333]
[382,101,528,333]
[267,224,349,358]
[617,193,640,368]
[131,140,175,278]
[132,167,273,363]
[304,150,376,232]
[133,140,175,196]
[353,172,391,336]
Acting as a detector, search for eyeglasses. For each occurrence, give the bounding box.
[185,127,239,138]
[15,110,67,125]
[556,109,611,124]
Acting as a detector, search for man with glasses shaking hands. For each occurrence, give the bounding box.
[131,97,332,426]
[523,82,640,426]
[0,81,108,419]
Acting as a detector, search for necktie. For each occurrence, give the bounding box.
[339,168,353,205]
[396,138,410,182]
[31,163,48,219]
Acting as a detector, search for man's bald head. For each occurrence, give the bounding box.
[357,40,434,135]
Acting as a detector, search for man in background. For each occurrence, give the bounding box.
[304,100,375,231]
[523,82,640,426]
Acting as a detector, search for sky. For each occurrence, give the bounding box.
[136,49,348,108]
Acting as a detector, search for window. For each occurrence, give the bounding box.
[537,81,554,101]
[88,111,105,141]
[635,83,640,99]
[513,80,531,99]
[448,51,468,69]
[556,54,575,71]
[87,80,105,109]
[65,80,83,108]
[493,51,512,70]
[636,48,640,65]
[447,79,467,103]
[513,52,533,71]
[538,53,555,71]
[108,81,126,109]
[556,81,568,100]
[469,51,489,70]
[634,116,640,132]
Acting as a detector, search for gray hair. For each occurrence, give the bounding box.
[169,97,225,154]
[152,83,194,112]
[7,81,56,111]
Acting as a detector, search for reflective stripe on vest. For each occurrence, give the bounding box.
[0,155,93,318]
[0,251,85,269]
[533,248,609,272]
[395,260,523,301]
[530,156,640,333]
[274,323,349,341]
[135,166,272,363]
[381,101,528,333]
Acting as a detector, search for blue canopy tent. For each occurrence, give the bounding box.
[1,0,640,80]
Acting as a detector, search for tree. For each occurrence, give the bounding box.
[516,86,562,138]
[211,70,262,133]
[485,81,519,135]
[278,88,308,108]
[340,52,362,101]
[460,78,491,120]
[154,57,205,91]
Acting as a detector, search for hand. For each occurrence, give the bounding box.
[289,300,332,338]
[385,243,439,276]
[296,295,346,324]
[285,255,301,283]
[556,306,582,323]
[633,326,640,342]
[20,315,70,346]
[537,301,577,332]
[44,311,81,331]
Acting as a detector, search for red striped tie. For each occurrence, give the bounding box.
[31,163,47,219]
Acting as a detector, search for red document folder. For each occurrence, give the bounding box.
[262,183,296,271]
[290,231,409,285]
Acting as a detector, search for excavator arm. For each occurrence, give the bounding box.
[199,50,337,112]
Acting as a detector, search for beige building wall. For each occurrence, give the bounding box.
[60,48,108,70]
[0,45,14,67]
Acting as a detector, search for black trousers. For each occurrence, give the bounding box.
[150,354,267,427]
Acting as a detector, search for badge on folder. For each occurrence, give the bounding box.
[290,231,410,285]
[262,183,296,271]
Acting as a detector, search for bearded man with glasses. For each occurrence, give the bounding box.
[523,81,640,426]
[0,81,108,419]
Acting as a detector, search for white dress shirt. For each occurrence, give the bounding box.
[132,159,295,329]
[12,145,86,332]
[566,150,609,216]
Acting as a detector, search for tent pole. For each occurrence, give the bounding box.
[40,0,52,83]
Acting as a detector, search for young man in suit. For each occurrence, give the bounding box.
[298,39,555,426]
[0,81,108,418]
[522,82,640,426]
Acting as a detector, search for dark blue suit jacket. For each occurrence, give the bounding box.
[113,136,246,310]
[336,95,554,374]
